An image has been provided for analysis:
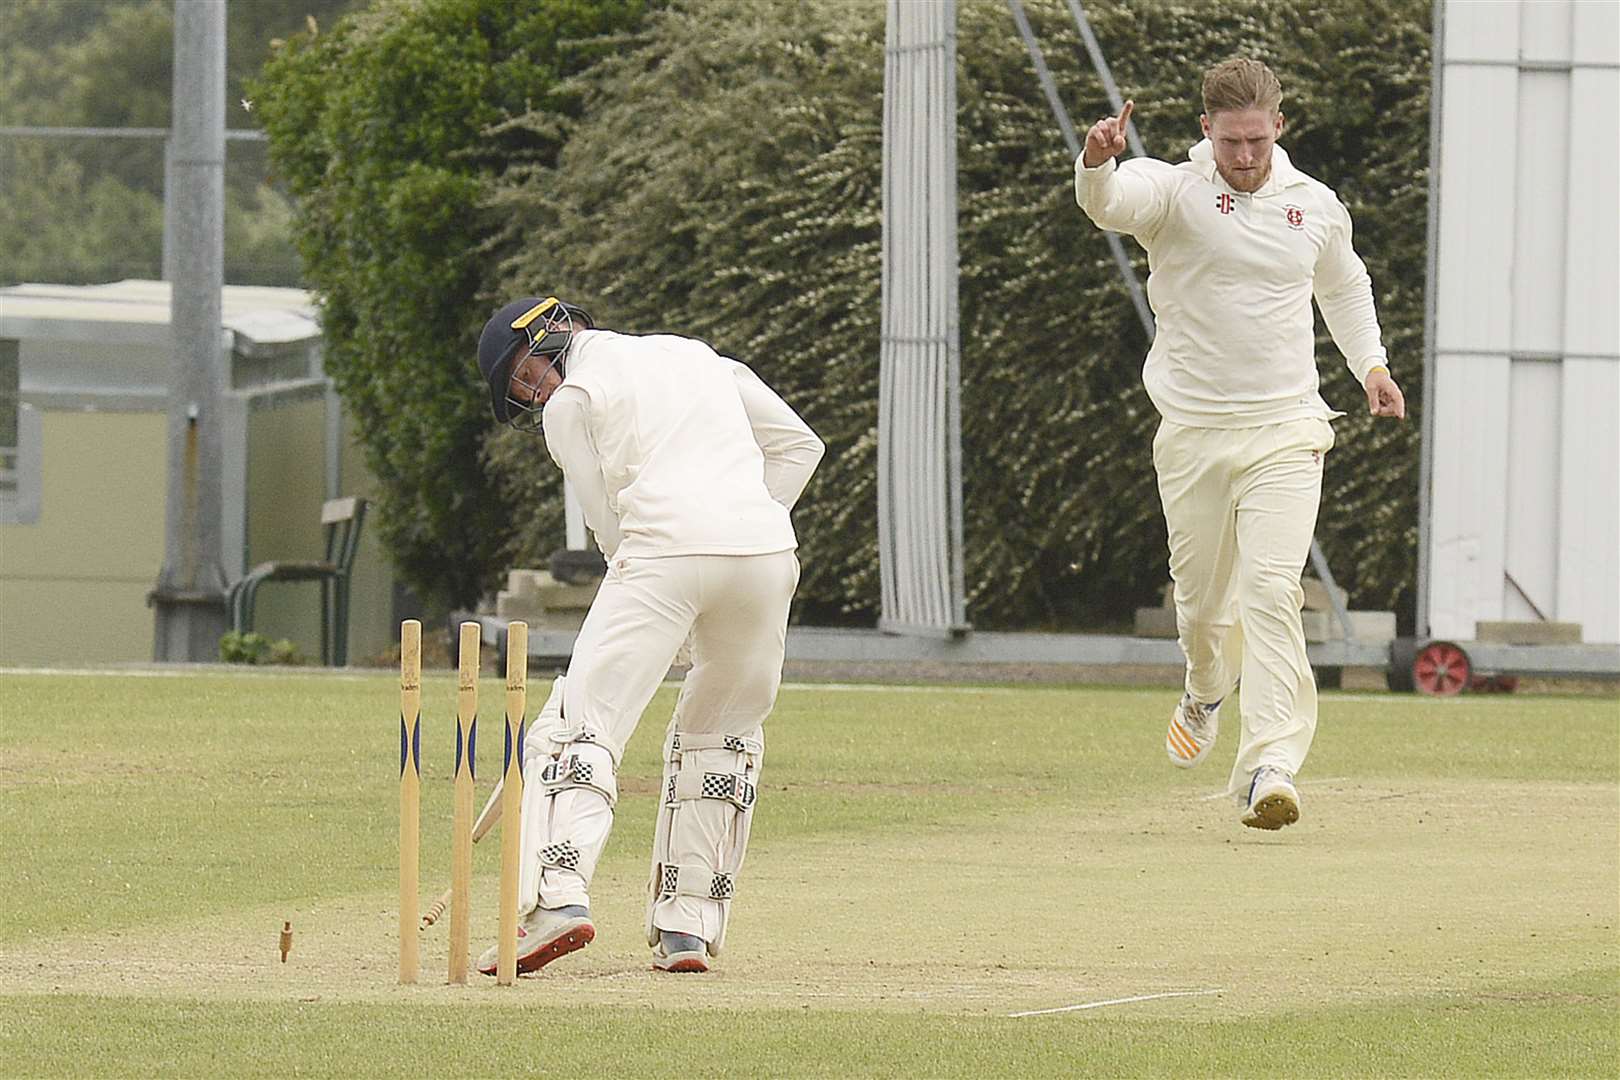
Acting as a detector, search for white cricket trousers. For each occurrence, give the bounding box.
[537,549,798,939]
[1152,417,1335,796]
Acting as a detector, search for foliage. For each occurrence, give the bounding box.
[249,0,653,611]
[0,0,360,287]
[217,630,305,665]
[485,0,885,612]
[0,0,173,130]
[486,0,1431,628]
[0,140,166,282]
[0,138,304,285]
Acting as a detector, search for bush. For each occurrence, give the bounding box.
[219,631,271,664]
[486,0,1430,628]
[218,631,307,665]
[250,0,653,611]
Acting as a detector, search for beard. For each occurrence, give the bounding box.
[1216,155,1272,193]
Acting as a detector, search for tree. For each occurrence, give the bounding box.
[251,0,653,611]
[0,0,361,287]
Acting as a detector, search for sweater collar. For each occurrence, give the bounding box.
[1187,138,1303,196]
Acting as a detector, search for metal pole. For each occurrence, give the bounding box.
[1308,541,1358,642]
[150,0,230,661]
[162,137,176,283]
[1415,0,1446,641]
[1063,0,1146,158]
[941,0,967,632]
[1006,0,1155,341]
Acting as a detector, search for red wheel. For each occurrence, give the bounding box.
[1413,641,1471,696]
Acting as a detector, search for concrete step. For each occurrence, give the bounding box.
[1474,620,1582,645]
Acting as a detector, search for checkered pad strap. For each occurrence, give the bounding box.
[670,732,763,757]
[666,767,756,810]
[539,840,581,871]
[538,748,618,807]
[659,862,736,902]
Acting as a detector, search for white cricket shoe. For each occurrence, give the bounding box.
[1165,694,1221,768]
[477,904,593,976]
[651,930,709,973]
[1241,766,1300,830]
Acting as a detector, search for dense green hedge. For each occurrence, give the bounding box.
[251,0,651,610]
[485,0,1430,628]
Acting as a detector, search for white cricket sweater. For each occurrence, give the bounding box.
[540,330,824,560]
[1075,140,1388,428]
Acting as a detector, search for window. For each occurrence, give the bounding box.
[0,341,19,496]
[0,339,41,525]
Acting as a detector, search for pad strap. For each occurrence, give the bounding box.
[537,744,618,807]
[539,840,582,871]
[670,731,763,757]
[546,724,620,768]
[666,766,755,810]
[658,862,736,901]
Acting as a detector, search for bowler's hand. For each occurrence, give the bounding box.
[1364,368,1406,419]
[1082,100,1133,169]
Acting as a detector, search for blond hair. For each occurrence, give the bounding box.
[1201,58,1282,116]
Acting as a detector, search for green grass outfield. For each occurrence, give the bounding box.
[1,669,1615,1078]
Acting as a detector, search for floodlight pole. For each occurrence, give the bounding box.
[150,0,230,661]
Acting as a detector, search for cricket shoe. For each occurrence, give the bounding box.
[652,930,709,973]
[1241,766,1300,830]
[1165,694,1221,768]
[477,904,593,976]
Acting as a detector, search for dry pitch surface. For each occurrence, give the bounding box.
[8,778,1614,1017]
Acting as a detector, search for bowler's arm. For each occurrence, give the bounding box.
[1074,154,1177,240]
[1312,201,1389,386]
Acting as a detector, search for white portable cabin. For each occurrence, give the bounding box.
[1424,0,1620,646]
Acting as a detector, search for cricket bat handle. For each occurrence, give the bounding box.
[419,778,505,930]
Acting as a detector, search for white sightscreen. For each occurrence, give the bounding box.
[1425,0,1620,644]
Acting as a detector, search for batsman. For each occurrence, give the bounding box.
[472,294,823,973]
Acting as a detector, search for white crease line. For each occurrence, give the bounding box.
[1010,987,1224,1017]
